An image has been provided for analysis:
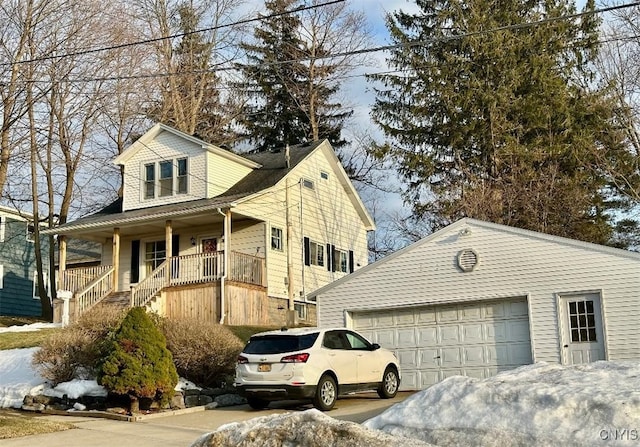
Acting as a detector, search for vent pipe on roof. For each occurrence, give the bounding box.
[285,144,290,169]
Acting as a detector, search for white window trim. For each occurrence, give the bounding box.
[310,240,324,267]
[271,226,283,251]
[0,216,5,242]
[143,158,190,200]
[294,302,307,320]
[0,264,3,289]
[302,178,314,190]
[336,248,348,273]
[33,270,49,299]
[26,222,35,243]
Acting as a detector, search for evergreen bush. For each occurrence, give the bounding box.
[97,307,178,413]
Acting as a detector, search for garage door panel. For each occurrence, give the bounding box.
[397,349,418,368]
[462,323,485,343]
[375,329,395,347]
[397,328,416,347]
[464,346,486,365]
[486,321,507,342]
[439,325,461,344]
[437,306,459,322]
[419,348,440,367]
[507,320,531,341]
[418,327,438,345]
[420,371,440,388]
[353,298,532,391]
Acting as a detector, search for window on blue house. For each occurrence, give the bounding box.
[32,270,49,299]
[0,216,5,242]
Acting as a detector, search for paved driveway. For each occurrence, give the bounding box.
[1,392,413,447]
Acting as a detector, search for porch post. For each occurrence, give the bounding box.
[112,228,120,291]
[165,220,172,284]
[58,235,67,290]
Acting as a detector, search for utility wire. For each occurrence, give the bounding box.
[0,0,346,68]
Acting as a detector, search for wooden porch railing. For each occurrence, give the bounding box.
[131,260,169,308]
[130,251,265,308]
[228,251,266,286]
[62,265,112,293]
[74,267,115,316]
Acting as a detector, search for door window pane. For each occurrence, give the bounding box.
[568,299,597,342]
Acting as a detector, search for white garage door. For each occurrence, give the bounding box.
[352,298,532,390]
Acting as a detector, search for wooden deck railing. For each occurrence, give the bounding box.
[66,251,266,310]
[62,265,112,293]
[74,267,114,316]
[131,260,169,308]
[228,251,266,286]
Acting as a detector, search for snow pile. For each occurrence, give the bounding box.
[190,409,435,447]
[365,361,640,447]
[0,348,48,408]
[0,322,60,333]
[43,380,108,399]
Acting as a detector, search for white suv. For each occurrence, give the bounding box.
[234,327,401,411]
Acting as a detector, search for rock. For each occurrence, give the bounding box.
[213,394,246,407]
[73,402,87,411]
[201,388,227,397]
[184,395,201,407]
[205,402,219,410]
[184,389,201,396]
[199,395,213,405]
[22,395,34,405]
[33,395,56,405]
[171,392,185,409]
[22,403,46,412]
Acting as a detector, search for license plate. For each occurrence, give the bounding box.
[258,363,271,372]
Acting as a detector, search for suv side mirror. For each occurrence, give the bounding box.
[370,343,381,351]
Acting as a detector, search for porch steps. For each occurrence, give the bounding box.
[98,291,131,309]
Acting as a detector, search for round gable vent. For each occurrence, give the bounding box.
[457,249,479,272]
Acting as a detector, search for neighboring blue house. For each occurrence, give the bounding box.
[0,206,49,317]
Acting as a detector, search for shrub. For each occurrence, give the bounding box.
[32,306,126,384]
[97,307,178,413]
[158,317,244,388]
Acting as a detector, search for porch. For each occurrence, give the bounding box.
[56,251,266,323]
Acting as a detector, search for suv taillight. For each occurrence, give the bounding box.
[281,353,310,363]
[237,355,248,364]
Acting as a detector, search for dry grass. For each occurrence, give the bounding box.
[0,329,60,350]
[0,409,74,439]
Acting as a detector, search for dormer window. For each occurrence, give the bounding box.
[143,158,189,200]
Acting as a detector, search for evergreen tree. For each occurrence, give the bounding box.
[238,0,351,151]
[371,0,633,244]
[98,307,178,414]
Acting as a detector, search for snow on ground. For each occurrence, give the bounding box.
[190,409,436,447]
[0,322,61,333]
[0,348,48,408]
[365,361,640,447]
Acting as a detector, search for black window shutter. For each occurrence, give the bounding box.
[331,245,336,272]
[304,237,310,266]
[131,240,140,283]
[349,250,354,273]
[326,243,331,271]
[172,234,179,257]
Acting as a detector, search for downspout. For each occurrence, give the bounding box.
[217,207,229,324]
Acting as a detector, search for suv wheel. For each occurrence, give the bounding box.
[312,374,337,411]
[377,366,399,399]
[247,397,269,410]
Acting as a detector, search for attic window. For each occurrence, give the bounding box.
[457,249,478,272]
[26,222,35,243]
[320,171,329,180]
[302,178,314,190]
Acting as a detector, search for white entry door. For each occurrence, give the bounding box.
[559,293,605,365]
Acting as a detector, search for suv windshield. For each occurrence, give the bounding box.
[244,333,319,354]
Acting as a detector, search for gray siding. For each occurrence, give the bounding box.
[317,220,640,363]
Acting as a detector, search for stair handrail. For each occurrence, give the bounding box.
[74,267,115,316]
[131,260,169,308]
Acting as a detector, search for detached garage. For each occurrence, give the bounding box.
[310,218,640,391]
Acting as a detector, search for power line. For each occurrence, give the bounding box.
[0,0,346,68]
[10,1,640,86]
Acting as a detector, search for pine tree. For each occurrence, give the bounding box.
[371,0,632,244]
[98,307,178,414]
[238,0,351,151]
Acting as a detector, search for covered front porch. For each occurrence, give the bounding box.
[50,202,272,324]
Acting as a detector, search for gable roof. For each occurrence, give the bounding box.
[309,217,640,298]
[112,123,261,169]
[42,140,341,235]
